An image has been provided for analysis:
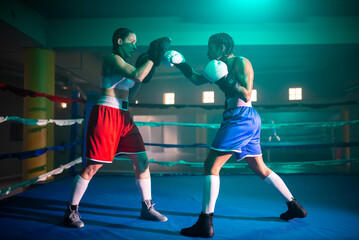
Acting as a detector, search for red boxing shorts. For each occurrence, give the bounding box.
[85,105,146,163]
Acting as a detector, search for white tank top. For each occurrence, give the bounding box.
[226,97,252,109]
[101,74,135,91]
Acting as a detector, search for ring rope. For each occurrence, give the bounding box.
[0,83,85,103]
[0,157,82,197]
[135,120,359,129]
[2,156,357,197]
[135,121,220,129]
[2,140,357,161]
[0,139,83,160]
[131,101,358,110]
[0,116,84,126]
[144,141,359,149]
[1,115,358,129]
[114,157,359,168]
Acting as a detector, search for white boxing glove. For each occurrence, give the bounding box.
[203,60,228,83]
[162,50,185,67]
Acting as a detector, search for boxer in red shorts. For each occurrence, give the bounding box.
[63,28,171,228]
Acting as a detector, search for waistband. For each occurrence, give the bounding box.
[97,95,128,111]
[226,97,252,109]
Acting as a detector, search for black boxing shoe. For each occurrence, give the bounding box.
[280,199,307,220]
[180,212,214,238]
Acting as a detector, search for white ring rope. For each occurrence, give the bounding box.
[0,157,82,196]
[134,120,359,129]
[114,157,359,168]
[2,116,358,129]
[0,116,84,126]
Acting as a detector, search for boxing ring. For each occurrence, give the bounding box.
[1,86,359,239]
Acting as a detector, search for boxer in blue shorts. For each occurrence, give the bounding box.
[164,33,307,238]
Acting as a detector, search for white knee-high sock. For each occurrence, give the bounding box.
[264,172,294,202]
[69,175,90,206]
[202,175,220,214]
[136,178,152,201]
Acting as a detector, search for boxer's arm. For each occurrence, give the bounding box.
[128,82,141,102]
[106,54,153,83]
[177,63,208,85]
[163,50,208,85]
[232,57,253,102]
[135,53,156,83]
[187,72,208,86]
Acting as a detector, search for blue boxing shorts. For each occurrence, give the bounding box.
[211,106,262,161]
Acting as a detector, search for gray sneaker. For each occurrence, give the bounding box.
[140,199,168,222]
[64,204,85,228]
